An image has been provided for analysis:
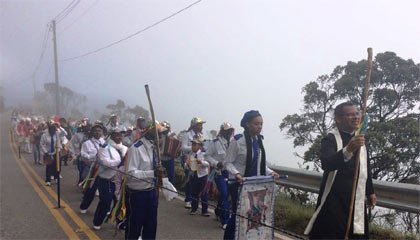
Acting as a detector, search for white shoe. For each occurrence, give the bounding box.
[80,209,87,214]
[106,211,111,216]
[93,225,101,230]
[59,175,63,179]
[45,182,51,186]
[95,190,99,196]
[184,202,192,209]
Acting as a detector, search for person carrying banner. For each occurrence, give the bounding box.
[92,126,128,230]
[205,122,235,229]
[224,110,279,240]
[305,102,376,239]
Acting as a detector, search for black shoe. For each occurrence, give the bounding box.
[190,210,197,215]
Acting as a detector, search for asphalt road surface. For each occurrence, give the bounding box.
[0,111,298,240]
[0,112,224,240]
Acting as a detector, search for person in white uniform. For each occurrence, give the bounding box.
[92,126,128,230]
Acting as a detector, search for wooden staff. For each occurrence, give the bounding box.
[345,48,373,239]
[55,131,61,208]
[145,85,163,197]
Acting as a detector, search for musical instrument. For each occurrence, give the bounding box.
[189,156,198,171]
[163,136,182,158]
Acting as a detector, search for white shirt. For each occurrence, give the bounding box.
[126,138,156,190]
[186,150,209,178]
[98,140,127,179]
[57,127,68,145]
[80,138,105,163]
[68,132,87,156]
[225,134,273,179]
[205,136,231,168]
[181,130,202,155]
[40,132,62,155]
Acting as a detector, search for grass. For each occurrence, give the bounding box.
[173,162,417,239]
[274,193,314,235]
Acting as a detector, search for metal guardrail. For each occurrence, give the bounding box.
[271,166,420,213]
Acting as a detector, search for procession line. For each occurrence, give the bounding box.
[9,134,100,240]
[8,136,80,239]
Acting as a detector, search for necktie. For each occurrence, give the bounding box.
[50,135,54,154]
[152,147,157,169]
[152,147,157,185]
[250,137,259,176]
[116,149,123,159]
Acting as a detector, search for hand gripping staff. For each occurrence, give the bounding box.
[344,48,373,239]
[145,85,164,198]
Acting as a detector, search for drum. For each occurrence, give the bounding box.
[163,137,182,158]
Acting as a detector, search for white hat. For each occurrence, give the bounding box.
[220,122,234,130]
[110,126,126,133]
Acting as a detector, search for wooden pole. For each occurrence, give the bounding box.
[52,20,60,116]
[55,132,61,208]
[345,48,373,239]
[144,85,163,197]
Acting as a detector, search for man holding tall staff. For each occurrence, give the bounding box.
[305,102,377,239]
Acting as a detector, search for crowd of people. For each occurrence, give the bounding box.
[10,109,280,239]
[10,103,377,240]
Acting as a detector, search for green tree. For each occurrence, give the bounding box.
[280,52,420,183]
[102,100,150,126]
[125,105,150,125]
[34,83,87,118]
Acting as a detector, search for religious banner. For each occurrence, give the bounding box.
[235,176,276,240]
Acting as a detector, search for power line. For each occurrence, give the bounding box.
[60,0,203,62]
[32,24,52,79]
[61,0,98,32]
[55,0,81,23]
[53,0,77,21]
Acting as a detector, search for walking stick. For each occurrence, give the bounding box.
[145,85,163,198]
[55,132,61,208]
[345,48,373,239]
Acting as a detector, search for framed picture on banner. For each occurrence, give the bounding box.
[235,176,276,240]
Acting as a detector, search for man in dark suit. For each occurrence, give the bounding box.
[305,102,377,239]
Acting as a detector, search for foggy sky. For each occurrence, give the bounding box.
[1,0,419,167]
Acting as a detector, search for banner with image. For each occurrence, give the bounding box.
[235,176,276,240]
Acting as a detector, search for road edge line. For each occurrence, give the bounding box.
[9,133,100,240]
[8,135,80,239]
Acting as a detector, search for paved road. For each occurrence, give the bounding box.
[0,112,224,239]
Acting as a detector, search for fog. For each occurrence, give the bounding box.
[1,0,419,167]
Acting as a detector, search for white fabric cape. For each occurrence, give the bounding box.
[304,128,367,235]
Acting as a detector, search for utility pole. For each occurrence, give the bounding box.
[52,20,60,116]
[52,20,62,208]
[32,74,36,112]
